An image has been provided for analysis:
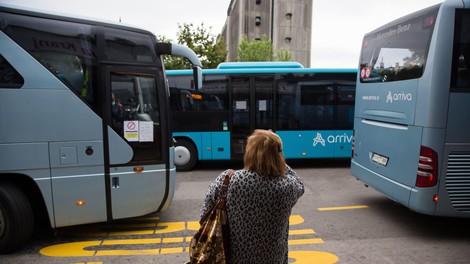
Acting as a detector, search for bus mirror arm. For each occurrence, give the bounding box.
[156,43,203,90]
[193,65,203,91]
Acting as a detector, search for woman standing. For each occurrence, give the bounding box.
[200,129,305,263]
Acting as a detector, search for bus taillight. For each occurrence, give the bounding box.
[416,146,438,187]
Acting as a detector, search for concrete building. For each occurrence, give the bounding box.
[221,0,312,67]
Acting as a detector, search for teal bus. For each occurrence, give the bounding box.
[0,4,202,252]
[351,0,470,217]
[167,62,356,170]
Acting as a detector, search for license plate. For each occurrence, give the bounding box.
[371,152,389,166]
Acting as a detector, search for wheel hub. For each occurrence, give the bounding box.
[174,146,190,166]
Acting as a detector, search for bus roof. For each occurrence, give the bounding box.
[0,3,153,35]
[167,62,356,76]
[217,61,304,69]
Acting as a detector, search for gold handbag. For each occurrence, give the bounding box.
[189,169,234,264]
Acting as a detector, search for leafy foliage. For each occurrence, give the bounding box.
[236,35,292,62]
[159,23,227,70]
[236,35,273,61]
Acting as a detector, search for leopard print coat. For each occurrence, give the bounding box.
[200,165,304,264]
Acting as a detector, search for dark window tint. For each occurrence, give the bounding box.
[359,7,439,83]
[0,55,23,88]
[1,13,99,110]
[104,28,156,63]
[277,81,334,130]
[336,85,355,129]
[451,9,470,91]
[111,72,161,163]
[168,74,228,112]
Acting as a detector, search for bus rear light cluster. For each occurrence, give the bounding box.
[416,146,438,187]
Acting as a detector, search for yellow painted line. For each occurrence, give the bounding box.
[108,230,154,236]
[102,238,161,245]
[289,215,304,225]
[40,236,187,257]
[317,205,368,211]
[160,247,184,254]
[162,237,184,243]
[289,229,315,235]
[288,238,324,245]
[187,221,200,231]
[96,249,159,256]
[289,251,338,264]
[107,221,186,236]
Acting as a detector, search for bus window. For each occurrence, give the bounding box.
[277,81,334,130]
[111,72,161,163]
[451,10,470,90]
[104,27,156,63]
[0,55,23,88]
[360,9,438,83]
[1,12,98,108]
[255,77,274,129]
[201,76,228,110]
[336,85,355,129]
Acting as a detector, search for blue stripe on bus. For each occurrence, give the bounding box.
[173,130,352,161]
[173,131,230,160]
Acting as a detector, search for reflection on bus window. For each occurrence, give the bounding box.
[277,81,335,130]
[111,72,161,163]
[360,9,438,83]
[169,76,228,112]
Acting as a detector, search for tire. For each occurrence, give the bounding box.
[174,139,198,171]
[0,183,34,254]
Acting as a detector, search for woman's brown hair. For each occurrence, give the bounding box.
[243,129,287,177]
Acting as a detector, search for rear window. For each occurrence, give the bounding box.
[359,7,439,83]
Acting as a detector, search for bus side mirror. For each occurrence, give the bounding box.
[193,65,202,90]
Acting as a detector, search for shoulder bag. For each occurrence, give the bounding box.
[189,169,234,264]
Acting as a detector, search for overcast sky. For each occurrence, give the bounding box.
[1,0,443,68]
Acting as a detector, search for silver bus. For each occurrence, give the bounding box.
[351,0,470,217]
[0,4,202,252]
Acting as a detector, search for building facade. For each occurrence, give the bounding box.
[221,0,312,67]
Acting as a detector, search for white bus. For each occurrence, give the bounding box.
[0,4,202,252]
[351,0,470,217]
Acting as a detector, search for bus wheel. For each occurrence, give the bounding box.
[174,139,198,171]
[0,183,34,254]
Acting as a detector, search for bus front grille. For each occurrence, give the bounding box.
[446,152,470,212]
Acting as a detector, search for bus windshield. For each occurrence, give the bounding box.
[359,6,439,83]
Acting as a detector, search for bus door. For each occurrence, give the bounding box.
[104,66,168,220]
[231,76,274,159]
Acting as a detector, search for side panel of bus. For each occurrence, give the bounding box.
[0,33,108,226]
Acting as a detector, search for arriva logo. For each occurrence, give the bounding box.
[312,132,353,147]
[386,91,412,103]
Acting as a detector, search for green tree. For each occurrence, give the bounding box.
[159,23,227,70]
[236,35,274,61]
[276,49,292,61]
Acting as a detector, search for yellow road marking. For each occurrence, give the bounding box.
[102,238,161,245]
[317,205,368,211]
[290,215,304,225]
[289,238,324,245]
[289,251,338,264]
[40,214,325,257]
[289,229,315,235]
